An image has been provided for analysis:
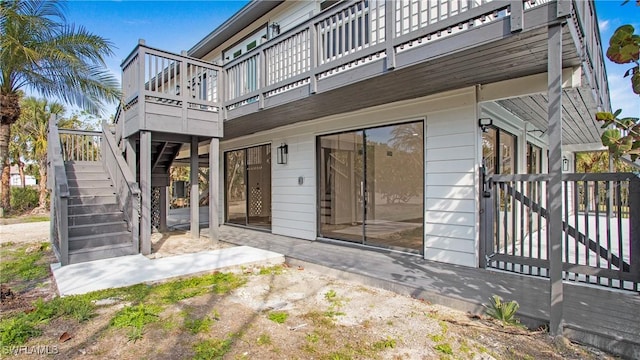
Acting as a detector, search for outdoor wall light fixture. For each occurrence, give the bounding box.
[270,22,281,37]
[277,143,288,164]
[478,118,493,132]
[563,156,569,171]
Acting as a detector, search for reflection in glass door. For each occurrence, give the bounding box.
[318,121,424,253]
[224,144,271,229]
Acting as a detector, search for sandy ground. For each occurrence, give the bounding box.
[0,221,51,245]
[0,221,615,360]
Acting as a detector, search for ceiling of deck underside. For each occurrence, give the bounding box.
[224,24,585,140]
[497,84,602,145]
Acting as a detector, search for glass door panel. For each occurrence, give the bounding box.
[363,123,424,253]
[225,149,246,225]
[247,144,271,229]
[318,131,365,243]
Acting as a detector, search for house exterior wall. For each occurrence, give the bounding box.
[221,86,483,267]
[202,1,318,64]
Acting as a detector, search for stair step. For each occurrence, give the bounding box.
[68,243,136,264]
[66,172,111,180]
[69,231,132,250]
[68,194,118,205]
[69,221,129,237]
[67,179,113,188]
[65,161,103,170]
[68,212,125,226]
[69,187,115,196]
[68,203,121,215]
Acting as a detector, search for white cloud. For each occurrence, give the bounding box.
[599,20,610,32]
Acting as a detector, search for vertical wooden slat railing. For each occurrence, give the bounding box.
[570,0,611,111]
[101,122,140,253]
[222,0,582,115]
[47,116,69,265]
[119,42,222,123]
[58,129,102,162]
[481,173,640,291]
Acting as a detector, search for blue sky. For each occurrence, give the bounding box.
[55,0,639,119]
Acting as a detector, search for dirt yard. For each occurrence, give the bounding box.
[0,222,616,360]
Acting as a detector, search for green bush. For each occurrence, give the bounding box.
[10,187,39,213]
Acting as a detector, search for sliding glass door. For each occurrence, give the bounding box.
[225,144,271,229]
[318,121,424,253]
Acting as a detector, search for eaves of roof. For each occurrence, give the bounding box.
[188,0,284,59]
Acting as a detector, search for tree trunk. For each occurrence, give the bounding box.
[18,161,25,188]
[0,123,11,213]
[38,159,47,209]
[0,92,22,214]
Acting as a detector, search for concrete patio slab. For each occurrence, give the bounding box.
[51,246,284,296]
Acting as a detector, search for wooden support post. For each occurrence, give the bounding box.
[126,138,137,178]
[159,186,168,232]
[385,0,396,70]
[190,136,200,239]
[209,138,220,242]
[140,131,152,255]
[547,23,564,337]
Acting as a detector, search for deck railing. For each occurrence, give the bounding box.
[121,43,222,120]
[47,117,70,265]
[58,129,102,162]
[481,172,640,291]
[101,122,140,251]
[222,0,608,115]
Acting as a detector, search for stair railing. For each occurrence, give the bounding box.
[101,121,141,253]
[47,116,70,265]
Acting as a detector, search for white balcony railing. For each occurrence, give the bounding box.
[223,0,609,114]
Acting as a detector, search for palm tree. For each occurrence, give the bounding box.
[14,97,65,208]
[0,0,120,213]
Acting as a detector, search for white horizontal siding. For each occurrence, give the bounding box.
[424,105,477,267]
[271,135,316,240]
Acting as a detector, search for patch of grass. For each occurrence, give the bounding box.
[324,289,337,301]
[430,333,445,343]
[0,315,41,347]
[151,272,246,304]
[193,337,233,360]
[184,316,214,335]
[302,311,335,328]
[257,333,272,345]
[306,332,320,343]
[324,310,345,318]
[484,295,523,327]
[44,295,95,322]
[372,337,397,350]
[434,343,453,355]
[267,311,288,324]
[0,243,50,284]
[0,294,98,346]
[258,265,285,275]
[110,304,161,342]
[324,351,353,360]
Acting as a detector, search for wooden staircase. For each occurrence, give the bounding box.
[64,161,137,263]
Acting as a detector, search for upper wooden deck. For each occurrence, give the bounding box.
[218,0,609,142]
[119,0,609,145]
[119,43,223,140]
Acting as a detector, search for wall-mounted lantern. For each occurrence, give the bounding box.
[562,156,569,172]
[277,143,288,164]
[478,118,493,133]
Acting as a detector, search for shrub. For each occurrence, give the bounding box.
[10,187,39,213]
[484,295,522,326]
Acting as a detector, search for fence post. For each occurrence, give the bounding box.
[547,22,565,337]
[629,177,640,292]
